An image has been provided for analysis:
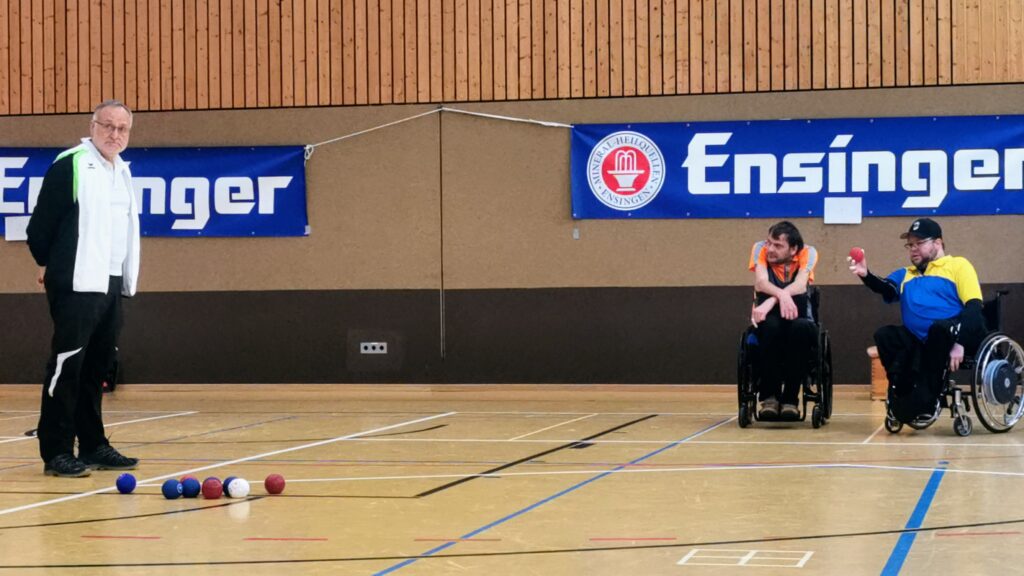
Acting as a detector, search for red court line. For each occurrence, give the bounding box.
[81,535,161,540]
[936,531,1021,537]
[593,532,679,537]
[411,532,499,537]
[242,532,327,537]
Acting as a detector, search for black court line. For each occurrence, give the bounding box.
[4,517,1024,569]
[414,414,657,498]
[0,497,263,531]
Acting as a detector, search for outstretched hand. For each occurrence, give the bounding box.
[949,343,965,372]
[847,255,868,278]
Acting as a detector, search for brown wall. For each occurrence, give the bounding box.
[2,0,1024,115]
[1,83,1023,384]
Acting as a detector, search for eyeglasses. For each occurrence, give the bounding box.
[904,238,934,250]
[92,120,131,136]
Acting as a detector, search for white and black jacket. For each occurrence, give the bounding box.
[27,139,140,297]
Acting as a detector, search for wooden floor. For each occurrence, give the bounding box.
[1,384,1023,575]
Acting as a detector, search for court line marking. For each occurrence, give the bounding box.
[881,464,947,575]
[352,437,1024,448]
[0,412,454,519]
[0,411,198,445]
[508,414,598,440]
[373,416,735,575]
[863,423,887,444]
[285,461,1024,483]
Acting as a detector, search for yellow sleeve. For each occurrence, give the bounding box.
[954,257,983,303]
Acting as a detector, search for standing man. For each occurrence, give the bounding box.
[749,221,819,419]
[27,100,141,477]
[847,218,987,422]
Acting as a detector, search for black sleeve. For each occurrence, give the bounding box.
[956,299,987,354]
[26,155,74,267]
[859,270,900,303]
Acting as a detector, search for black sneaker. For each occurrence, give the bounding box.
[79,445,138,470]
[44,454,92,477]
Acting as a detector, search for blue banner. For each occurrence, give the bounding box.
[571,115,1024,220]
[1,145,308,237]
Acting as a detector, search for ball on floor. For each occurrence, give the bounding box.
[161,479,183,500]
[226,477,250,498]
[181,477,202,498]
[115,473,136,494]
[201,477,223,499]
[264,474,286,495]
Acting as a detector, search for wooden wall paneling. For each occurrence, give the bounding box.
[55,0,67,112]
[867,0,881,86]
[461,0,475,100]
[468,0,481,99]
[937,0,950,83]
[797,0,810,89]
[838,0,851,88]
[100,0,113,105]
[370,0,382,103]
[10,0,21,114]
[84,0,96,109]
[381,0,395,103]
[586,0,598,96]
[335,0,348,104]
[783,0,797,90]
[549,0,562,97]
[408,0,420,101]
[1010,0,1023,81]
[572,0,584,95]
[266,0,279,106]
[313,0,325,105]
[810,0,824,88]
[717,0,730,93]
[171,0,184,108]
[279,0,291,106]
[675,0,687,93]
[195,0,209,108]
[518,0,530,98]
[24,0,35,112]
[623,0,636,95]
[691,0,704,92]
[356,0,368,104]
[446,0,457,101]
[593,0,606,95]
[852,0,866,87]
[922,0,936,84]
[559,0,571,96]
[609,0,621,95]
[770,0,782,91]
[755,0,768,91]
[303,0,317,105]
[504,0,517,98]
[881,0,894,85]
[952,0,964,83]
[292,0,305,105]
[218,0,231,108]
[233,0,246,107]
[430,0,442,101]
[133,0,146,110]
[480,0,492,99]
[910,0,923,84]
[728,0,741,92]
[661,0,674,94]
[983,0,999,82]
[822,0,836,88]
[895,0,909,85]
[636,0,649,95]
[743,0,756,90]
[491,0,504,99]
[186,0,198,108]
[0,2,7,115]
[43,0,55,113]
[703,0,716,93]
[253,0,267,107]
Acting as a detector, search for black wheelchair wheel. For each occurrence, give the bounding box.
[884,413,903,433]
[811,404,823,428]
[969,333,1024,434]
[738,402,752,428]
[820,331,833,420]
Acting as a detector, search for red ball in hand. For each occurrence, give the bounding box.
[849,247,865,263]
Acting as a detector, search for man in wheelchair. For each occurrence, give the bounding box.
[748,221,819,420]
[847,218,987,424]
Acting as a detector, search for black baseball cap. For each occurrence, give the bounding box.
[900,218,942,240]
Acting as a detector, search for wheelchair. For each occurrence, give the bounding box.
[884,290,1024,437]
[737,287,833,429]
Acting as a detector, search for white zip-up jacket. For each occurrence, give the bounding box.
[27,139,140,296]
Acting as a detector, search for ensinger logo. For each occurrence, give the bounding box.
[586,131,665,211]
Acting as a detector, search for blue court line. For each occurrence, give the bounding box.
[880,463,948,576]
[372,417,732,575]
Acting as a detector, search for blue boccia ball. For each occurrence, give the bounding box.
[223,476,238,497]
[115,473,136,494]
[181,477,202,498]
[161,479,183,500]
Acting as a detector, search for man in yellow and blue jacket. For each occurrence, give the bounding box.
[848,218,987,422]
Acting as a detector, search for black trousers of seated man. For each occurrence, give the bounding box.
[37,276,123,464]
[756,314,818,406]
[874,320,962,423]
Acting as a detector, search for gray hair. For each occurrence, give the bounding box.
[92,100,133,122]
